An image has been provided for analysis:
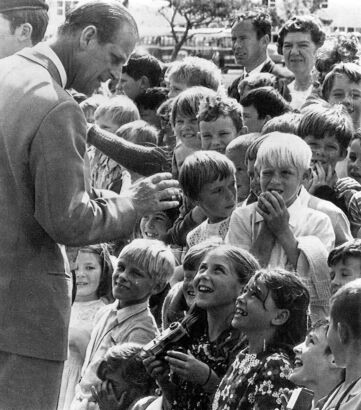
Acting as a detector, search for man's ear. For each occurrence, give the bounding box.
[79,25,98,49]
[271,309,290,326]
[15,23,32,43]
[327,353,339,370]
[260,34,270,48]
[139,75,150,91]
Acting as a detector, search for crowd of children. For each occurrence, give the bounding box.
[57,14,361,410]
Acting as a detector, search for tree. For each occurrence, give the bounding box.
[158,0,249,61]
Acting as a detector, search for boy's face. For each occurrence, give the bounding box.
[168,78,188,98]
[200,115,238,154]
[304,134,346,173]
[347,138,361,183]
[226,149,250,203]
[95,113,121,133]
[140,211,172,241]
[196,175,237,223]
[260,163,306,207]
[327,318,345,367]
[119,72,143,100]
[330,256,361,295]
[290,326,333,388]
[241,104,267,133]
[112,256,155,308]
[328,73,361,128]
[174,114,201,150]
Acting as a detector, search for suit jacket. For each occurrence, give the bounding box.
[0,47,138,361]
[228,59,294,101]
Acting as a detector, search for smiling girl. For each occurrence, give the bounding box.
[213,268,310,410]
[142,245,260,410]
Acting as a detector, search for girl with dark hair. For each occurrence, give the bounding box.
[213,268,310,410]
[58,244,114,410]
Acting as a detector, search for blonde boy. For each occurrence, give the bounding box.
[71,239,175,410]
[226,132,335,320]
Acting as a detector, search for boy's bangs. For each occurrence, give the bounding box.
[259,147,301,172]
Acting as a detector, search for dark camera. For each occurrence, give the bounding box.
[139,322,189,359]
[286,387,314,410]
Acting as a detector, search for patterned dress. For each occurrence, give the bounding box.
[212,347,295,410]
[169,327,244,410]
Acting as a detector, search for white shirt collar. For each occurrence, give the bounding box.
[246,56,272,76]
[32,42,67,88]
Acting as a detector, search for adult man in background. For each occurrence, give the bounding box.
[0,0,49,59]
[228,9,293,100]
[0,1,179,409]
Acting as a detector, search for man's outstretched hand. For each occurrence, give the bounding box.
[126,172,180,216]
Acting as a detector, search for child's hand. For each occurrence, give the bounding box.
[165,349,210,385]
[142,354,170,385]
[256,191,289,236]
[91,382,125,410]
[308,162,337,194]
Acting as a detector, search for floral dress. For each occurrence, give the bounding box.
[212,347,295,410]
[169,327,245,410]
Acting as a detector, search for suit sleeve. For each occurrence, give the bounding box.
[29,100,138,246]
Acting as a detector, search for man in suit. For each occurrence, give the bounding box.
[0,0,49,59]
[228,9,293,101]
[0,1,179,409]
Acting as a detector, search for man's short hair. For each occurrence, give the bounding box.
[1,7,48,45]
[240,86,291,120]
[277,15,326,55]
[179,150,236,202]
[298,103,353,152]
[322,62,361,101]
[231,9,272,39]
[328,239,361,268]
[198,94,244,134]
[255,132,312,175]
[58,0,138,44]
[122,53,163,87]
[167,57,222,91]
